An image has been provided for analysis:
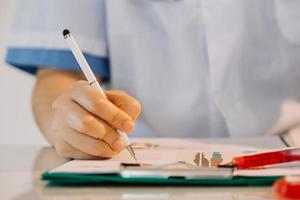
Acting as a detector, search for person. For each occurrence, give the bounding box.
[5,0,300,159]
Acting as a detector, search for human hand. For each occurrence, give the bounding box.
[50,81,141,159]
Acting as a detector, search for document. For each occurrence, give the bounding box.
[50,138,265,174]
[50,138,300,177]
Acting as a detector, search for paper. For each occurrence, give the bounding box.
[50,138,300,177]
[50,160,120,174]
[109,138,262,166]
[50,138,264,174]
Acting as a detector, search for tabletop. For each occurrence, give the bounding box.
[0,136,287,200]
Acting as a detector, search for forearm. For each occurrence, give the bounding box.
[32,69,84,144]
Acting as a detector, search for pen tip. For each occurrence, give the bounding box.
[133,155,137,161]
[63,29,70,36]
[126,145,137,161]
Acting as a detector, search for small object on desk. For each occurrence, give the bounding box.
[62,29,137,161]
[220,147,300,169]
[273,175,300,199]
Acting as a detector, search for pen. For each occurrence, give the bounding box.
[62,29,137,160]
[232,147,300,169]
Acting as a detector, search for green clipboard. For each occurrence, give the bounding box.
[41,172,280,186]
[41,162,281,186]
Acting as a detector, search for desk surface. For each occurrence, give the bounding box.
[0,137,286,200]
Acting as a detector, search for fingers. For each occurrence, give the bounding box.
[102,126,125,153]
[71,82,135,133]
[51,81,139,160]
[62,128,116,158]
[63,100,106,139]
[106,90,142,121]
[54,140,100,160]
[63,101,125,151]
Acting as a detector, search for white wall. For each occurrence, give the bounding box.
[0,0,47,145]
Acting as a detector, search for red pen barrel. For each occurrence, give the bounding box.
[233,150,300,169]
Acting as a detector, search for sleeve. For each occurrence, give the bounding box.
[5,0,110,81]
[276,0,300,44]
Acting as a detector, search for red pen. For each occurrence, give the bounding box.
[232,147,300,169]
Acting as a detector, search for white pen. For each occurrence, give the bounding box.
[63,29,137,160]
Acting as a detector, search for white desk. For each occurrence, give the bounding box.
[0,137,286,200]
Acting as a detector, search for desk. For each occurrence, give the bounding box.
[0,137,286,200]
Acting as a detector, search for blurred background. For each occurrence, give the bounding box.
[0,0,47,145]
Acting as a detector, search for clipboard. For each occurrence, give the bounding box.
[41,138,295,186]
[41,161,281,186]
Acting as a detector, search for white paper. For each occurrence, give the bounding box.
[50,138,265,174]
[50,160,120,174]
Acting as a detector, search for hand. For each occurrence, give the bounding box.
[50,81,141,159]
[267,100,300,146]
[283,125,300,146]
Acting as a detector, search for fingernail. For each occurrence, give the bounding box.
[112,140,124,151]
[128,104,137,112]
[123,120,134,132]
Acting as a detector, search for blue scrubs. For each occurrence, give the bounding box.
[5,0,110,80]
[6,48,110,80]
